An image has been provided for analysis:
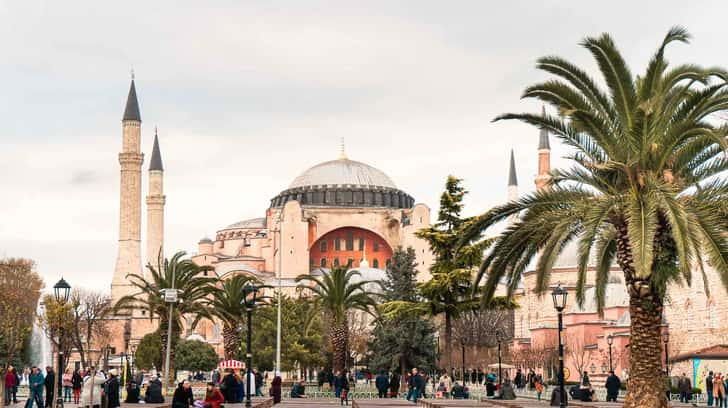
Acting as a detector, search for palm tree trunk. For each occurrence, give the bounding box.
[330,313,348,373]
[222,322,239,360]
[616,223,668,408]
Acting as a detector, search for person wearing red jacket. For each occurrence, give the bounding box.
[203,382,224,408]
[4,367,16,405]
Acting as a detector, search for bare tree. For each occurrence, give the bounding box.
[69,290,111,368]
[452,309,514,347]
[566,336,590,379]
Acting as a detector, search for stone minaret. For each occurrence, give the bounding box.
[111,79,144,304]
[507,149,518,224]
[534,106,551,190]
[146,128,166,273]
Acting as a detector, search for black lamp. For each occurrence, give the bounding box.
[551,284,567,311]
[53,277,71,304]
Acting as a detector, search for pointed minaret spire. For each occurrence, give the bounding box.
[508,149,519,224]
[123,78,141,122]
[149,127,164,171]
[535,105,551,190]
[508,149,518,187]
[339,137,347,160]
[538,105,550,150]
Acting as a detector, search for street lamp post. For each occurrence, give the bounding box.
[53,278,71,408]
[434,331,439,373]
[103,345,112,373]
[161,283,181,390]
[460,338,466,383]
[552,284,568,408]
[663,331,670,375]
[495,329,505,388]
[606,334,613,372]
[242,284,259,408]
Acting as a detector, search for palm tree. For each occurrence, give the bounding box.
[295,266,378,373]
[114,251,215,382]
[205,274,264,360]
[462,27,728,407]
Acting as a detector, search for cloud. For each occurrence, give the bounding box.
[2,0,728,292]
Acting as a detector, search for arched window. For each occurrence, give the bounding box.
[359,238,365,251]
[335,238,341,251]
[373,243,380,252]
[320,241,328,252]
[333,258,340,267]
[386,258,392,269]
[347,258,354,268]
[372,259,379,269]
[346,232,354,250]
[320,258,327,268]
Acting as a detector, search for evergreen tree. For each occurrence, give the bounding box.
[369,247,436,381]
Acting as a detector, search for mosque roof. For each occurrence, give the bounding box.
[570,283,629,313]
[224,217,266,230]
[289,158,397,189]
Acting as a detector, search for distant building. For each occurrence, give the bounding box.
[106,78,434,359]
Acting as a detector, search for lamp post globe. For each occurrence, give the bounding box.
[551,284,567,408]
[606,334,614,372]
[241,283,259,408]
[52,277,71,408]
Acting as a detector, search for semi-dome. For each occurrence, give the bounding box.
[289,158,397,189]
[270,156,414,209]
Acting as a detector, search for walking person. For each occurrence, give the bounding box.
[43,367,55,408]
[339,374,350,406]
[388,373,400,398]
[535,375,544,401]
[71,370,83,405]
[104,369,121,408]
[605,371,621,402]
[269,376,282,405]
[375,371,389,398]
[62,369,73,403]
[11,367,20,404]
[219,369,237,404]
[406,368,424,403]
[81,370,105,408]
[5,366,17,405]
[334,371,345,399]
[27,367,44,408]
[707,371,714,407]
[714,373,725,408]
[678,372,692,403]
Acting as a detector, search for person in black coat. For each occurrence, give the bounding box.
[44,367,55,408]
[375,371,389,398]
[172,381,194,408]
[605,371,621,402]
[144,377,165,404]
[220,370,238,403]
[388,373,400,398]
[105,370,121,408]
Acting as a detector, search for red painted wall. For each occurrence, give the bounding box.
[309,227,393,270]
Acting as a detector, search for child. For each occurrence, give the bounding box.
[535,376,544,401]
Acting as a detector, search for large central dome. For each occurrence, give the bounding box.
[270,156,414,209]
[289,158,397,189]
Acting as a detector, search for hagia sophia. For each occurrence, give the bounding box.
[106,79,728,387]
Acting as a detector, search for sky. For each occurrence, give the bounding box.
[2,0,728,292]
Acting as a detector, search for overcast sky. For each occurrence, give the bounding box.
[2,0,727,292]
